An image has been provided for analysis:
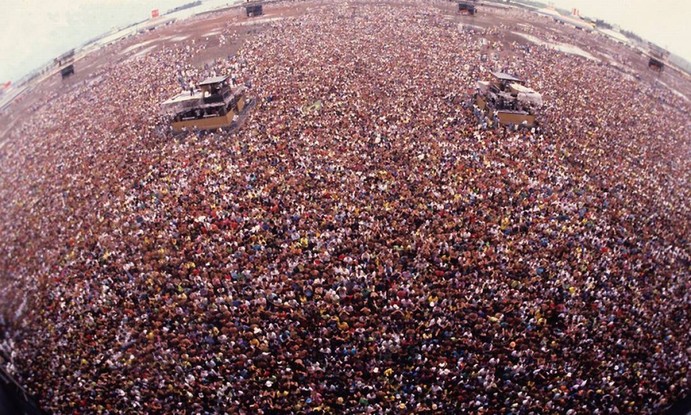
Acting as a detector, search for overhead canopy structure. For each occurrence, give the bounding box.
[199,75,230,87]
[161,75,247,131]
[160,87,245,115]
[476,80,490,94]
[491,71,524,84]
[161,91,206,116]
[509,82,543,106]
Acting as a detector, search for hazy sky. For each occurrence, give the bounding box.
[0,0,690,82]
[0,0,189,83]
[548,0,690,57]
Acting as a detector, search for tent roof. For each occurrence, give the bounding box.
[199,75,229,86]
[491,72,523,82]
[509,82,535,93]
[161,91,203,106]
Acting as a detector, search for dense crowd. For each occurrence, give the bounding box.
[0,1,689,414]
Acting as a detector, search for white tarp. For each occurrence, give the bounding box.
[510,83,543,106]
[161,92,203,115]
[476,80,490,93]
[517,91,543,107]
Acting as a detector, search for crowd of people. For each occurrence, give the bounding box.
[0,1,688,413]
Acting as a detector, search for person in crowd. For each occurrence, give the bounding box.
[0,1,688,414]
